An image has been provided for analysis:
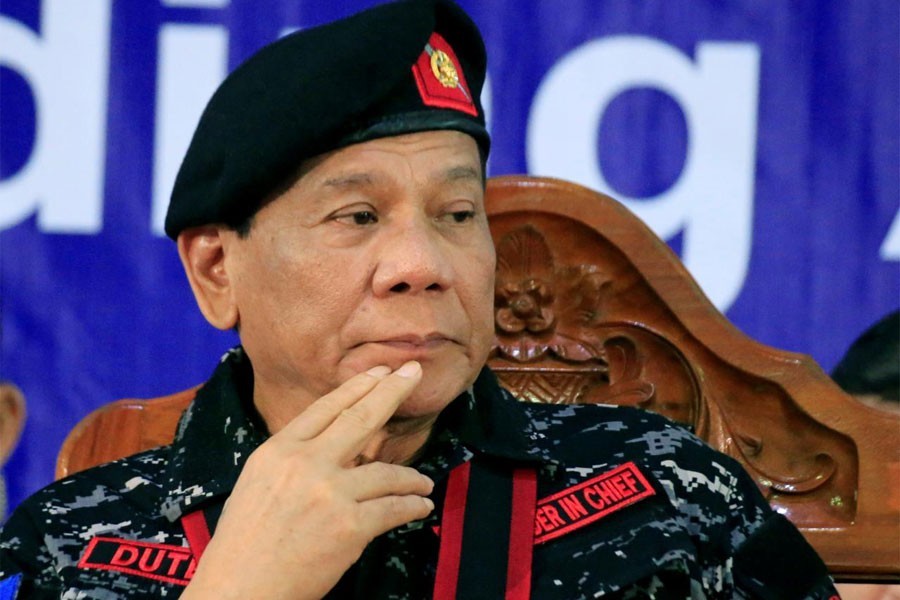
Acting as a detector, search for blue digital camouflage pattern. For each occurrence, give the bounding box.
[0,348,839,598]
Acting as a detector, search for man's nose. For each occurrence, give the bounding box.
[372,217,453,296]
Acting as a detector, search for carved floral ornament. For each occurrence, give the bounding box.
[493,225,611,363]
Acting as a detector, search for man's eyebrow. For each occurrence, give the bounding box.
[441,164,482,184]
[321,172,377,188]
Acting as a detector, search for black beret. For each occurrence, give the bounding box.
[165,0,489,239]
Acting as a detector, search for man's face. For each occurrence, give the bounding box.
[221,130,496,426]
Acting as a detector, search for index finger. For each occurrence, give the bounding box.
[316,360,422,463]
[279,364,392,441]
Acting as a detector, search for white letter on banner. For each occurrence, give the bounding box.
[481,73,493,174]
[881,209,900,261]
[527,36,761,311]
[0,0,111,233]
[151,23,228,236]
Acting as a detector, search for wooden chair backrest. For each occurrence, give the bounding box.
[56,387,198,479]
[56,175,900,581]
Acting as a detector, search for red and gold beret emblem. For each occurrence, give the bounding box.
[411,32,478,116]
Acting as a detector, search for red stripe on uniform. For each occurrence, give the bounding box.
[506,468,537,600]
[180,510,211,561]
[433,461,472,600]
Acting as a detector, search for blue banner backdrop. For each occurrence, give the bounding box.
[0,0,897,513]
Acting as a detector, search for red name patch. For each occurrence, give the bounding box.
[78,537,197,586]
[534,462,655,544]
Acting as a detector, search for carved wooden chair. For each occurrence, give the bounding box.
[56,175,900,582]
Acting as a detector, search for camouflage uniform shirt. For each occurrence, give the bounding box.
[0,348,838,598]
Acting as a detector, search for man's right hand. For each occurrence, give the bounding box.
[180,361,434,600]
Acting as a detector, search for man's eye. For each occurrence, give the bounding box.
[352,211,378,225]
[448,210,476,224]
[335,211,378,225]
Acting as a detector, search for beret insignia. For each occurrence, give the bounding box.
[413,32,478,116]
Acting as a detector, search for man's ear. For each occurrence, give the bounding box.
[177,226,240,330]
[0,384,25,467]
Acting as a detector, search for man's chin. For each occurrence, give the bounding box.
[391,382,466,421]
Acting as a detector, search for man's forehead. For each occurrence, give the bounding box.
[320,165,480,187]
[300,132,484,189]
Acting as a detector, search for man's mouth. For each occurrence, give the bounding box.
[357,332,459,350]
[376,334,453,349]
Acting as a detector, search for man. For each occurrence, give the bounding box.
[0,0,839,598]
